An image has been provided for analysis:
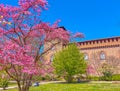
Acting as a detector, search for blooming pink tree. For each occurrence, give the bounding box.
[86,64,96,76]
[0,0,83,91]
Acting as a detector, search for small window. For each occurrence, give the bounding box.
[100,52,106,60]
[84,54,89,60]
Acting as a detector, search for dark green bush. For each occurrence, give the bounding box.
[41,75,54,81]
[41,75,63,81]
[100,71,113,81]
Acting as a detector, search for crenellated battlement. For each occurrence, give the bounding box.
[78,36,120,50]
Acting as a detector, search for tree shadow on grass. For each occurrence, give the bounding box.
[51,81,90,84]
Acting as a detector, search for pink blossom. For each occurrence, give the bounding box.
[73,32,84,38]
[0,28,4,37]
[87,65,96,74]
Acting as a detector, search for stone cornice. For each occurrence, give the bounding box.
[78,36,120,50]
[80,44,120,50]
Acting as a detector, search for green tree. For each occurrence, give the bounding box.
[0,71,9,90]
[53,43,87,83]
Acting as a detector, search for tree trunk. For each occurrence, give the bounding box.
[3,87,6,90]
[18,74,33,91]
[66,75,73,83]
[18,83,30,91]
[21,86,30,91]
[17,79,31,91]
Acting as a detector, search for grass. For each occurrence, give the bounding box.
[5,83,120,91]
[9,82,17,86]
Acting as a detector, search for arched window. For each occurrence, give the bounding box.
[100,51,106,60]
[84,53,89,60]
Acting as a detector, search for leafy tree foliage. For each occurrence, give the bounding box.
[53,43,87,82]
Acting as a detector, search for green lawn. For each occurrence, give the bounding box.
[6,83,120,91]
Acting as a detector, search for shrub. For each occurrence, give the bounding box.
[112,74,120,81]
[0,78,9,90]
[87,74,120,81]
[40,75,54,81]
[87,76,99,81]
[100,71,113,81]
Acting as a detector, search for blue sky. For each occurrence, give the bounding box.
[0,0,120,41]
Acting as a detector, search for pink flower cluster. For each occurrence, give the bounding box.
[0,41,38,74]
[18,0,48,12]
[87,65,96,74]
